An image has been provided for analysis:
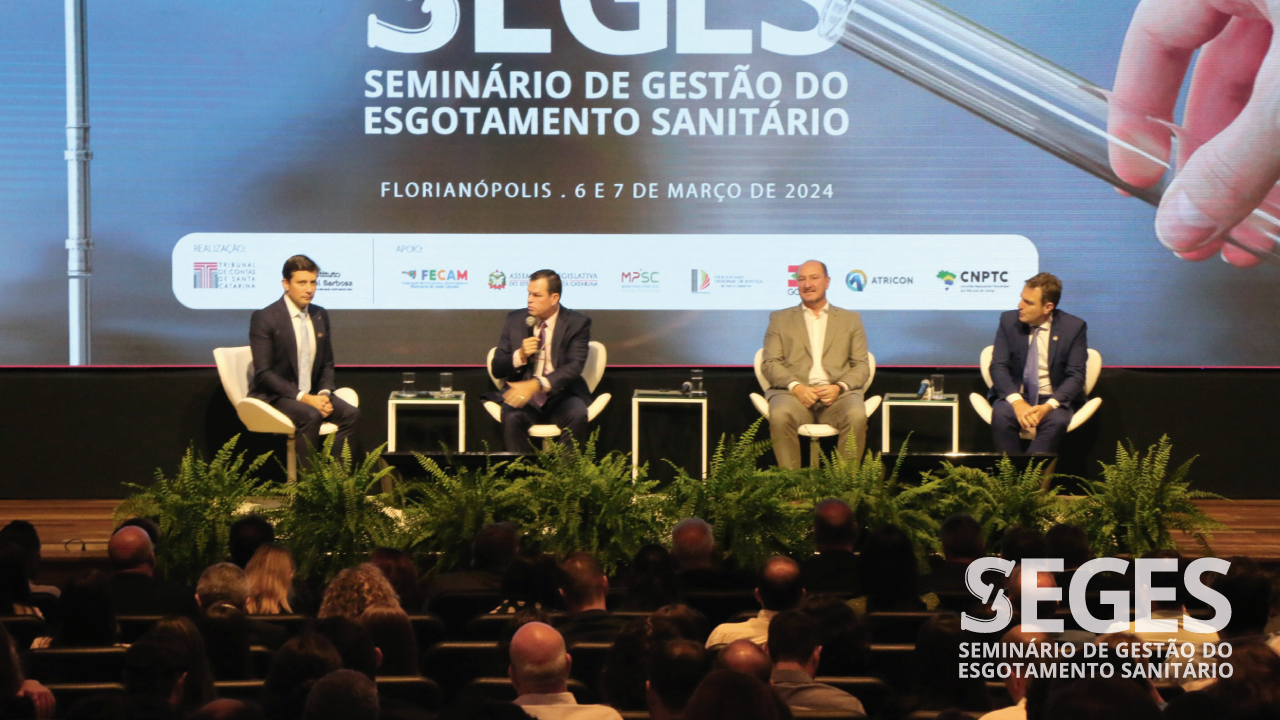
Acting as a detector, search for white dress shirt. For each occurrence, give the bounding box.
[514,308,559,391]
[1006,315,1058,409]
[283,295,324,400]
[787,303,850,393]
[705,609,778,647]
[514,692,624,720]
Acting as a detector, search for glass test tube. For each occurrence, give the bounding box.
[818,0,1280,265]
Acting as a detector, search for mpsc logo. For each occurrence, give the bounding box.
[621,270,660,292]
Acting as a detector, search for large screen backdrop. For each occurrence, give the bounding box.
[1,0,1274,366]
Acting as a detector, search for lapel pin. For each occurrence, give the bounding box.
[1052,336,1058,341]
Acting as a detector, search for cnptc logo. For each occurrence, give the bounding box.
[846,270,867,292]
[488,270,507,290]
[937,270,956,289]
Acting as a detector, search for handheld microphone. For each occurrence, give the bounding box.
[525,315,541,361]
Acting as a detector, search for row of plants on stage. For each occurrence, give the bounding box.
[116,425,1225,586]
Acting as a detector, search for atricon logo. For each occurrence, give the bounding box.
[846,270,867,292]
[961,557,1232,635]
[488,270,507,290]
[691,269,711,293]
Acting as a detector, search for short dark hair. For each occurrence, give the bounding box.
[648,639,710,713]
[302,670,379,720]
[283,255,320,281]
[1000,526,1047,564]
[767,609,820,664]
[940,514,984,561]
[1045,523,1092,569]
[557,552,607,608]
[1025,272,1062,307]
[1213,558,1272,636]
[125,636,188,698]
[757,556,803,611]
[529,269,561,296]
[813,499,856,548]
[229,516,275,568]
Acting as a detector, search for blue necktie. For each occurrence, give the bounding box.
[1023,326,1040,406]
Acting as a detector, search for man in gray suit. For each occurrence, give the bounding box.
[762,260,869,469]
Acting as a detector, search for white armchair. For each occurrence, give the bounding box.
[213,346,359,481]
[749,349,882,466]
[483,341,612,447]
[968,345,1103,437]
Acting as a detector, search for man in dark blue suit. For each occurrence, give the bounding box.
[988,272,1087,455]
[248,255,360,465]
[491,269,591,452]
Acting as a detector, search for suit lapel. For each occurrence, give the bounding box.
[793,307,812,361]
[276,298,300,379]
[1046,310,1061,370]
[823,307,839,357]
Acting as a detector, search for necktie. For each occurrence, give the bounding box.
[1022,326,1040,407]
[532,323,548,408]
[298,311,313,396]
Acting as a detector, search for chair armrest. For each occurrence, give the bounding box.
[483,401,503,423]
[1067,397,1102,432]
[234,398,297,434]
[969,393,993,425]
[864,395,881,418]
[750,393,770,419]
[586,393,611,422]
[333,387,359,407]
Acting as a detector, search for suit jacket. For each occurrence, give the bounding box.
[108,573,198,617]
[491,307,591,403]
[248,296,337,403]
[762,304,869,399]
[988,308,1088,410]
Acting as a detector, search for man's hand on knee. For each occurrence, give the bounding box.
[791,384,819,408]
[302,393,333,418]
[1012,400,1038,429]
[814,384,841,405]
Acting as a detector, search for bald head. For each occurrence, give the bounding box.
[109,526,155,574]
[813,498,856,551]
[672,518,715,570]
[508,622,570,695]
[714,640,772,683]
[757,555,803,611]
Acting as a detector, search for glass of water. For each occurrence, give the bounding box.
[440,372,453,394]
[930,374,945,399]
[402,372,415,397]
[691,368,704,394]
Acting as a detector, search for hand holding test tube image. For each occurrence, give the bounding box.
[818,0,1280,268]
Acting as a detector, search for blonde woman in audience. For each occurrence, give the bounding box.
[318,563,400,619]
[245,544,296,615]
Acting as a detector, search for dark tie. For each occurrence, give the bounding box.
[532,323,548,408]
[1023,326,1041,406]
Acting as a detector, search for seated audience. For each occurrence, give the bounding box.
[33,569,116,648]
[651,603,710,645]
[0,520,60,604]
[556,552,628,646]
[494,551,562,615]
[423,522,518,604]
[680,670,791,720]
[359,605,421,677]
[229,516,276,569]
[124,636,189,716]
[799,499,861,595]
[245,544,298,615]
[800,593,869,676]
[1164,643,1280,720]
[925,514,985,596]
[196,563,286,660]
[0,543,41,617]
[999,526,1048,565]
[600,616,687,710]
[706,556,803,647]
[767,610,866,715]
[847,524,937,616]
[620,544,680,611]
[1041,678,1160,720]
[508,622,623,719]
[315,617,430,720]
[711,640,772,683]
[106,526,196,617]
[263,633,343,720]
[977,625,1049,720]
[302,670,379,720]
[145,617,217,714]
[318,564,401,619]
[0,622,55,719]
[880,613,991,719]
[646,639,710,720]
[370,548,424,614]
[671,519,743,591]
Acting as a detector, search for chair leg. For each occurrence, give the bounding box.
[287,435,297,483]
[809,437,822,468]
[1041,457,1058,490]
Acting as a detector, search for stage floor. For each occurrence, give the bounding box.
[8,499,1280,570]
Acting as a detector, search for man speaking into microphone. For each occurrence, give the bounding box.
[490,269,592,452]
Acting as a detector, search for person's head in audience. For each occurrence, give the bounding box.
[108,526,157,576]
[200,601,253,680]
[625,544,680,611]
[318,563,400,619]
[1045,523,1092,570]
[125,636,189,709]
[228,516,275,569]
[557,551,609,614]
[652,603,710,644]
[1000,625,1050,705]
[264,632,343,720]
[756,555,803,612]
[1138,548,1186,612]
[315,616,380,681]
[115,517,161,547]
[197,562,251,611]
[187,699,266,720]
[713,640,772,683]
[53,569,116,647]
[499,550,561,611]
[0,521,42,582]
[1206,643,1280,716]
[369,547,423,612]
[859,524,922,611]
[359,605,420,676]
[601,616,684,710]
[680,670,789,720]
[1042,678,1160,720]
[1000,526,1048,565]
[497,608,554,665]
[767,610,823,678]
[671,518,716,571]
[1211,557,1272,639]
[508,622,571,697]
[648,639,710,720]
[146,617,216,712]
[471,522,519,574]
[301,670,379,720]
[0,543,33,615]
[1006,564,1060,623]
[245,544,296,615]
[813,498,857,553]
[940,514,984,563]
[800,593,868,676]
[913,612,991,711]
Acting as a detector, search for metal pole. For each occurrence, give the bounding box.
[65,0,92,365]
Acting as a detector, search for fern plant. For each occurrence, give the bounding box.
[928,456,1063,548]
[1065,435,1224,557]
[521,432,667,574]
[114,435,271,585]
[665,419,813,570]
[270,437,399,583]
